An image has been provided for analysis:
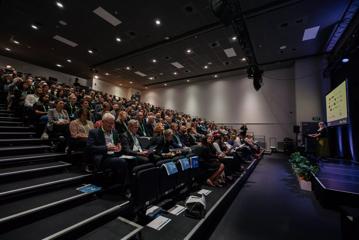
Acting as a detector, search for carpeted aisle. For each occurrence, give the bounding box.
[209,153,341,240]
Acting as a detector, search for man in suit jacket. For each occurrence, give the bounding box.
[137,111,148,137]
[87,113,127,185]
[120,119,151,166]
[145,115,155,137]
[149,129,181,160]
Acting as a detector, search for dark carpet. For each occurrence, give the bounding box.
[209,153,341,240]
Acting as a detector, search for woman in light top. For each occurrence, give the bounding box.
[69,109,94,150]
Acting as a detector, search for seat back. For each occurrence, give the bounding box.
[175,157,191,189]
[138,137,152,149]
[156,159,178,198]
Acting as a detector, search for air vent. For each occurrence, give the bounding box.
[209,41,220,48]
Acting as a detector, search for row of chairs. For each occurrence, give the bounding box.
[131,155,202,212]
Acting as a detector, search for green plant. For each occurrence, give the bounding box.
[289,152,319,181]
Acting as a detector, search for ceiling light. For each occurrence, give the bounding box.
[116,37,122,42]
[303,26,320,41]
[31,24,39,30]
[159,73,164,76]
[203,65,208,69]
[56,64,62,68]
[105,72,110,76]
[171,62,184,69]
[241,57,247,62]
[173,72,178,75]
[214,74,218,78]
[88,49,94,54]
[164,36,170,40]
[56,1,64,8]
[342,58,349,63]
[279,45,287,50]
[155,19,161,26]
[125,66,131,70]
[59,20,67,26]
[129,81,133,84]
[94,75,99,79]
[53,35,78,47]
[224,48,237,58]
[93,7,122,27]
[6,65,12,69]
[149,77,154,80]
[208,62,212,65]
[231,36,237,41]
[186,79,190,82]
[5,47,11,51]
[66,59,72,63]
[186,49,193,54]
[152,59,157,63]
[164,83,168,86]
[13,40,20,45]
[134,71,147,77]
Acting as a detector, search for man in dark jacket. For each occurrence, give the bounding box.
[87,113,127,185]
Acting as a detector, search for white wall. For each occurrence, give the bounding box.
[0,55,88,86]
[142,67,297,149]
[92,78,136,99]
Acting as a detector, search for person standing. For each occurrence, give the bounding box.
[308,122,330,159]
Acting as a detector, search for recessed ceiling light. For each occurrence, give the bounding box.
[203,65,208,69]
[303,25,320,41]
[6,65,12,69]
[129,81,133,84]
[56,1,64,8]
[66,59,72,63]
[155,19,161,26]
[342,58,349,63]
[31,24,39,30]
[149,77,154,80]
[116,37,122,42]
[171,62,184,69]
[214,74,218,78]
[224,48,237,58]
[5,47,11,51]
[159,73,164,76]
[56,64,62,68]
[279,45,287,50]
[94,75,99,79]
[186,49,193,54]
[173,72,178,75]
[105,72,110,76]
[93,7,122,27]
[134,71,147,77]
[125,66,131,70]
[241,57,246,62]
[119,83,123,86]
[88,49,94,54]
[164,83,168,86]
[164,36,170,40]
[186,79,190,82]
[231,36,237,41]
[152,59,157,63]
[53,35,78,47]
[13,40,20,45]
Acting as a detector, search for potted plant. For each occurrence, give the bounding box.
[289,152,319,191]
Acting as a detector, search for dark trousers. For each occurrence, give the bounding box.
[102,156,129,185]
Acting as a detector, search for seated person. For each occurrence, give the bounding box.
[33,94,50,136]
[137,111,149,137]
[69,109,94,150]
[65,93,79,120]
[153,122,164,137]
[120,119,152,167]
[145,114,155,137]
[47,99,70,139]
[149,129,182,159]
[87,113,127,185]
[115,110,129,135]
[199,135,225,187]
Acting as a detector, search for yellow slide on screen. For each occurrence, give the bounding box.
[326,81,348,126]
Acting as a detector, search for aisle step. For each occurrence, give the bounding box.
[0,138,48,146]
[0,161,71,180]
[0,199,129,239]
[0,172,92,200]
[0,132,37,139]
[0,121,23,126]
[0,185,97,231]
[0,152,67,166]
[0,113,14,117]
[0,126,33,132]
[0,117,20,121]
[0,145,51,156]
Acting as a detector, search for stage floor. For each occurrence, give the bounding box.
[314,161,359,195]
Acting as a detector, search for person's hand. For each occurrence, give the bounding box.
[138,150,149,156]
[114,144,122,153]
[107,143,117,151]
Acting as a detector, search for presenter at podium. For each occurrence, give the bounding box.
[308,122,329,159]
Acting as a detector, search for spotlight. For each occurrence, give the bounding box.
[342,58,349,63]
[247,65,263,91]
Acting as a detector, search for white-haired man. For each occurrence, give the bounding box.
[87,113,127,185]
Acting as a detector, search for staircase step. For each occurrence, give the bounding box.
[0,161,71,179]
[0,117,20,121]
[0,113,14,117]
[0,121,23,126]
[0,110,14,114]
[0,126,32,132]
[0,132,37,139]
[0,172,92,201]
[0,185,97,230]
[0,199,129,239]
[0,152,67,166]
[0,145,51,156]
[0,138,48,146]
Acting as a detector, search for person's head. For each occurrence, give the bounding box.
[26,77,33,86]
[147,115,155,124]
[118,111,127,121]
[102,113,115,132]
[112,103,119,111]
[41,94,49,103]
[42,83,49,93]
[154,122,164,135]
[102,102,111,112]
[319,122,326,128]
[55,100,64,110]
[36,87,43,95]
[78,108,90,121]
[22,81,29,90]
[81,99,89,109]
[137,111,144,121]
[179,125,187,134]
[69,94,77,104]
[165,115,172,123]
[163,129,173,142]
[170,122,178,132]
[128,119,139,135]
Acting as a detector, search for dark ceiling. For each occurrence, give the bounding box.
[0,0,353,89]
